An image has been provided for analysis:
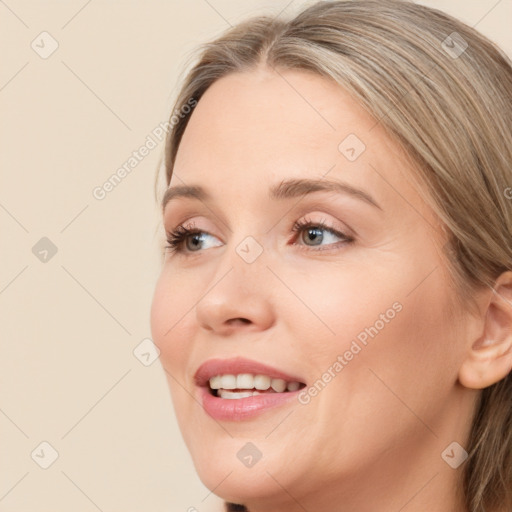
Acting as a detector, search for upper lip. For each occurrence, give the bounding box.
[194,357,306,387]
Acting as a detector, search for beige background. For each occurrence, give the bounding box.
[1,1,510,511]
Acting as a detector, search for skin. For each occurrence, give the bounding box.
[150,66,512,512]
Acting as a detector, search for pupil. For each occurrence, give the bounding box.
[187,234,203,251]
[306,228,323,245]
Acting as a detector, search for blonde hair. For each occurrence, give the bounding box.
[159,1,512,510]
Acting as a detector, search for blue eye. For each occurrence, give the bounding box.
[165,223,222,254]
[164,217,354,255]
[290,217,353,249]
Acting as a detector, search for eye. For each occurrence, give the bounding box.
[164,216,354,256]
[291,216,354,250]
[165,222,222,255]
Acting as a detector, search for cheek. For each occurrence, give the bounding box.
[319,270,459,436]
[150,272,200,431]
[287,256,458,418]
[275,261,404,353]
[150,270,194,375]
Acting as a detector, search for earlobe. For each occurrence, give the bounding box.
[458,271,512,390]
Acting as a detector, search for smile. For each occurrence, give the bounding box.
[209,373,303,398]
[194,357,307,420]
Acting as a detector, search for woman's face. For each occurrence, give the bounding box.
[151,68,478,510]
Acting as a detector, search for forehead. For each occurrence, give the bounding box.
[171,67,428,222]
[175,67,382,170]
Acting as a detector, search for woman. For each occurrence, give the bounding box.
[150,1,512,510]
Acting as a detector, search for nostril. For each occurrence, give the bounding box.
[228,318,251,325]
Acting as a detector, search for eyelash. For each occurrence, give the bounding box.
[164,217,354,255]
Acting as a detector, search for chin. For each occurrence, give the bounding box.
[187,435,300,503]
[196,462,285,505]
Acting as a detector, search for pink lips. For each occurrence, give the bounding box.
[194,357,306,421]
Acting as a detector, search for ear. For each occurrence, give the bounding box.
[458,271,512,389]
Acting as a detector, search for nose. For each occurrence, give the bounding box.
[195,246,276,336]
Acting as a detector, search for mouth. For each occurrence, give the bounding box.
[194,357,307,420]
[209,373,305,398]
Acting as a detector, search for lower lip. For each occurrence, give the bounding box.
[199,386,300,421]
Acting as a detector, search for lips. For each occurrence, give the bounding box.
[194,357,307,421]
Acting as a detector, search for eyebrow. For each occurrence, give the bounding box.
[161,178,383,211]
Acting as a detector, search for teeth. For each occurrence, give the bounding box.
[208,373,303,397]
[236,374,254,389]
[219,390,254,399]
[220,375,237,389]
[270,378,287,392]
[254,375,271,390]
[287,381,300,391]
[209,375,222,390]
